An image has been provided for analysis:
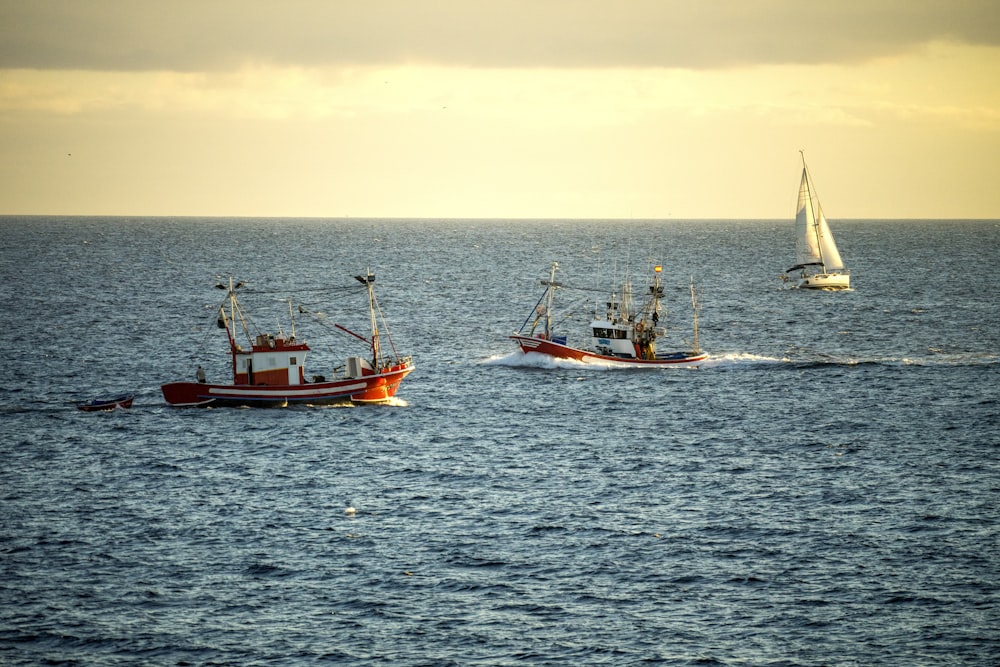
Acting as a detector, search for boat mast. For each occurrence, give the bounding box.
[650,265,663,319]
[217,275,245,382]
[545,261,558,339]
[221,275,244,348]
[620,259,634,323]
[356,271,380,365]
[690,278,701,354]
[800,150,827,273]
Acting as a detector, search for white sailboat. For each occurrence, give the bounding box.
[785,152,850,290]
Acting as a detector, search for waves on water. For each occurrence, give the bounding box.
[2,217,998,666]
[485,349,996,371]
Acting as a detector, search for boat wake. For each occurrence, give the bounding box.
[482,351,703,371]
[699,352,784,369]
[483,351,598,370]
[482,349,997,371]
[704,350,998,369]
[287,395,410,409]
[380,396,410,407]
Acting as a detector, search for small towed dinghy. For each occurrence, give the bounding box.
[77,394,135,411]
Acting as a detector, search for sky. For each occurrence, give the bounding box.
[1,1,998,219]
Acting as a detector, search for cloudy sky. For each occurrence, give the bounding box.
[1,1,998,219]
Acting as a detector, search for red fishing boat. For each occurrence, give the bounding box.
[77,394,134,411]
[511,262,707,367]
[161,272,413,407]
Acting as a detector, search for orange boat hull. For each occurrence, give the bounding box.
[161,364,412,407]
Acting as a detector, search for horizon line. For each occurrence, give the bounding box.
[1,214,997,223]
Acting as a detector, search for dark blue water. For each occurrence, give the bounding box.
[1,217,998,665]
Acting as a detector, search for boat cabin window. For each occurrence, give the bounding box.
[290,357,297,365]
[592,327,627,339]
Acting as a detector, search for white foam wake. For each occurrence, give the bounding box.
[482,350,702,371]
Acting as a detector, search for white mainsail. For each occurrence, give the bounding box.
[795,162,844,271]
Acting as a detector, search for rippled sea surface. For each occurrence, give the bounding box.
[1,217,998,666]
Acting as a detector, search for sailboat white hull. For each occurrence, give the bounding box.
[798,272,850,290]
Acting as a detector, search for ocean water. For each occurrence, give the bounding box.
[1,216,998,666]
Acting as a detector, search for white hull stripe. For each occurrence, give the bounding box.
[208,382,368,398]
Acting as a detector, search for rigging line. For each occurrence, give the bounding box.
[236,284,359,297]
[306,311,353,335]
[189,306,224,364]
[303,311,373,353]
[232,298,262,344]
[218,290,273,340]
[217,294,253,345]
[372,295,402,360]
[550,294,592,330]
[518,287,551,334]
[552,310,578,331]
[557,282,608,295]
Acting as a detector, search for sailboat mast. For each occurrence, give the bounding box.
[800,151,827,273]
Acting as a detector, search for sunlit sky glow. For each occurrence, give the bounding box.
[1,1,998,219]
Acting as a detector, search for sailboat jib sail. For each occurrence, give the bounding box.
[786,153,851,290]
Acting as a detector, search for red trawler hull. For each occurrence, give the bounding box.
[161,363,412,408]
[510,334,707,367]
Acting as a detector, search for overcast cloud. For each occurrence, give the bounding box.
[2,1,998,218]
[1,0,998,72]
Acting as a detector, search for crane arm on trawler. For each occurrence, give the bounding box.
[334,323,369,344]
